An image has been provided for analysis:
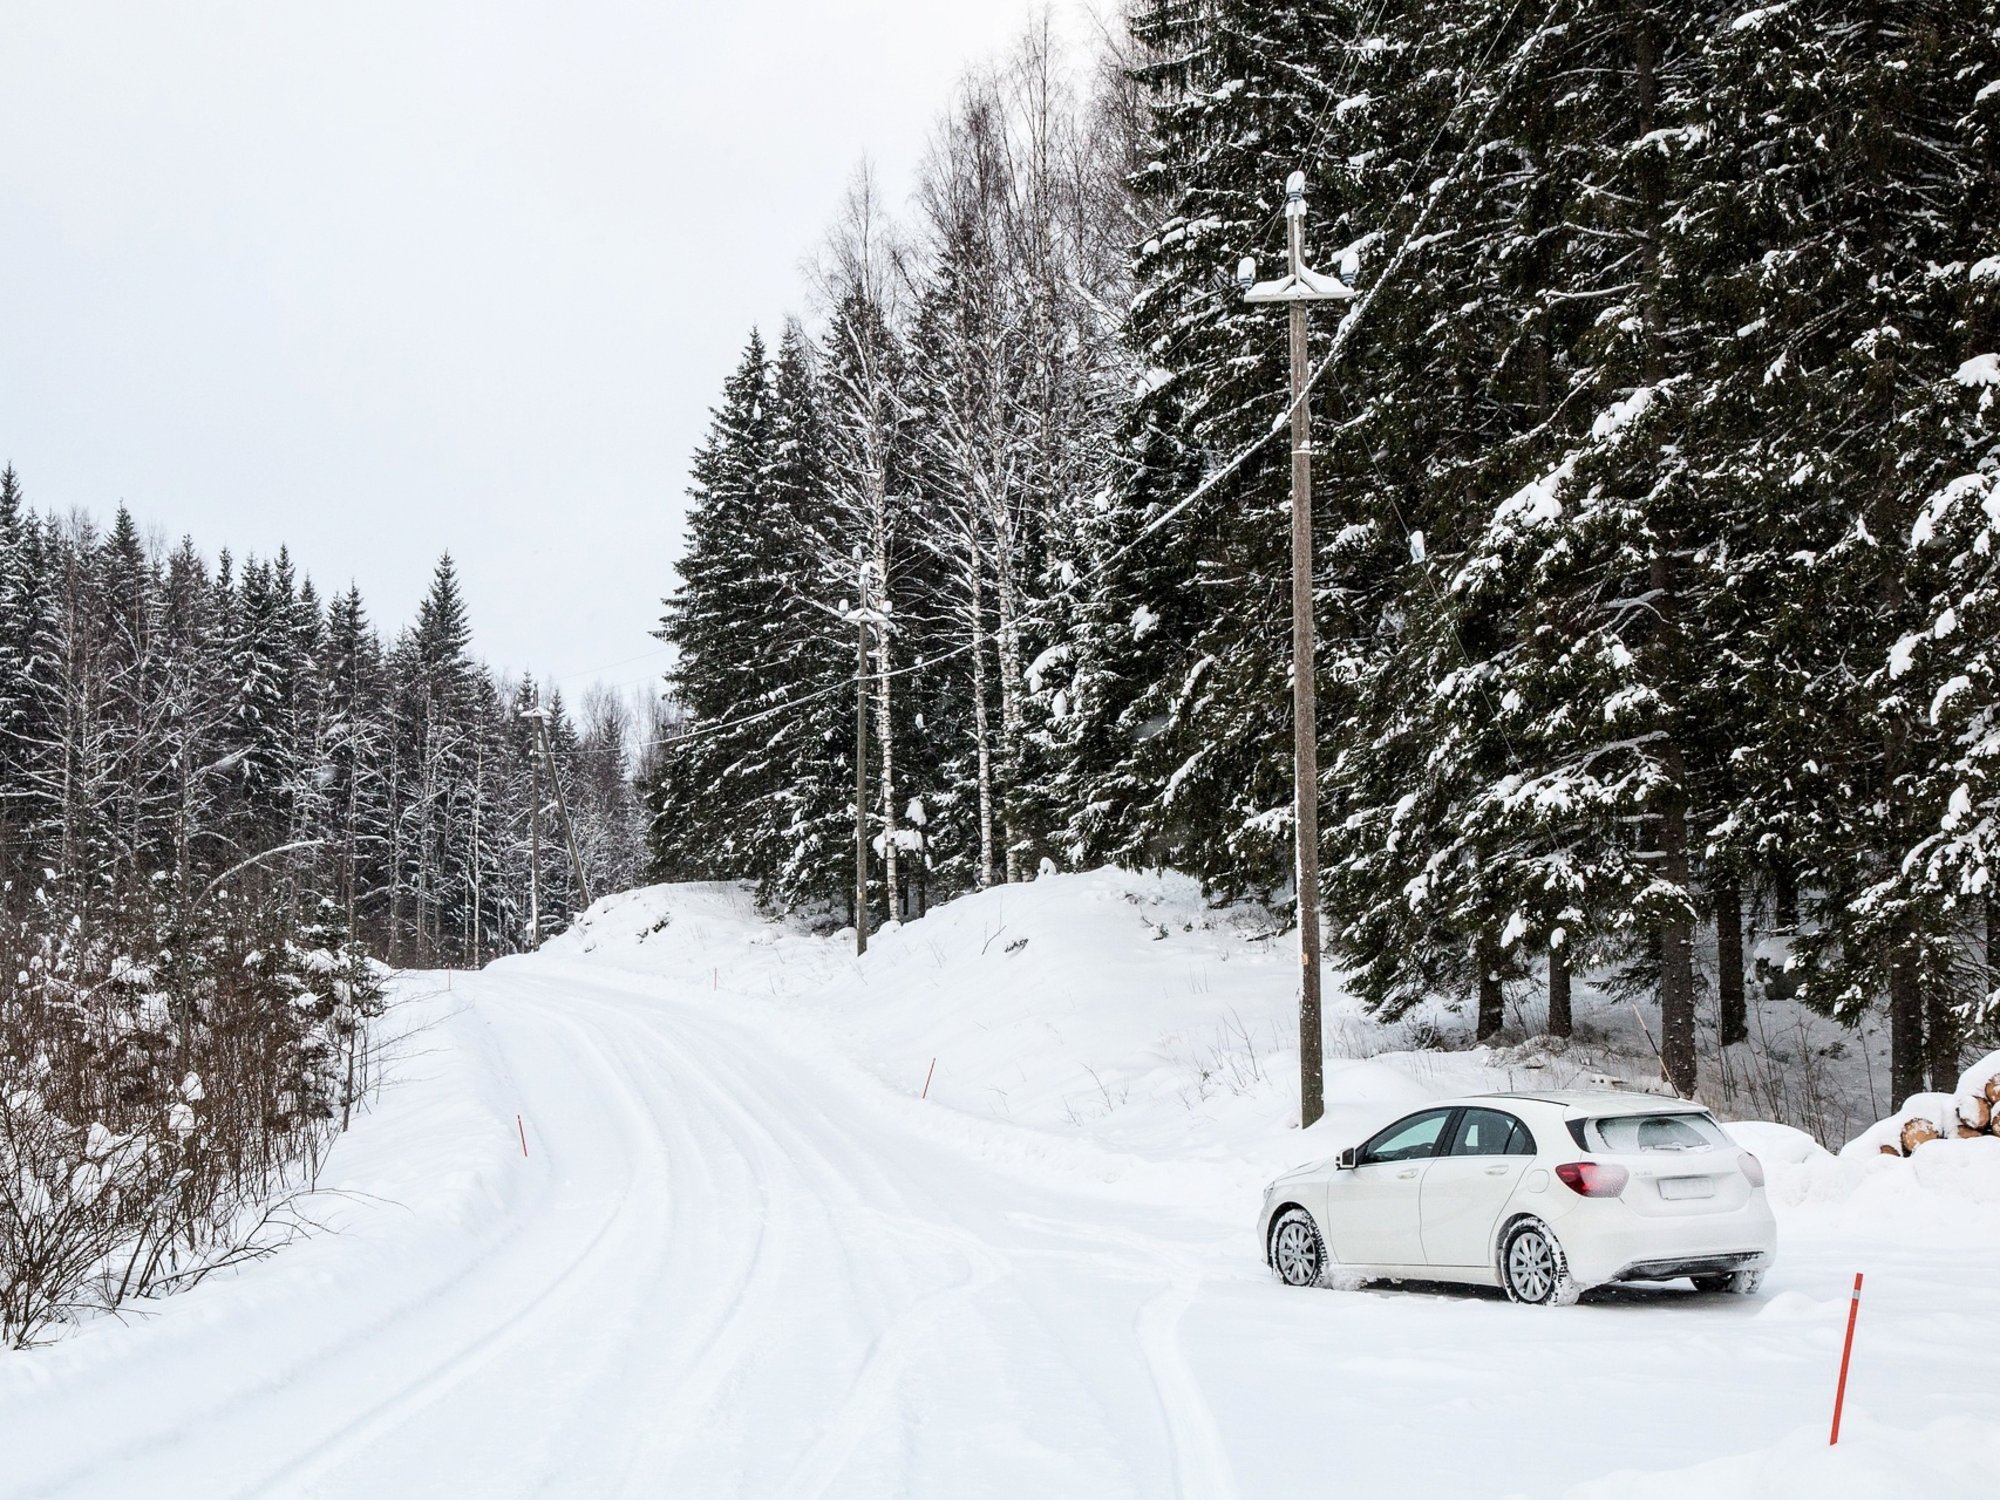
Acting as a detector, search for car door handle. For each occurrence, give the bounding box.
[1485,1166,1510,1176]
[1396,1169,1419,1179]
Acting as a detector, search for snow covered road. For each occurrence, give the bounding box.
[2,961,1254,1498]
[5,879,1999,1497]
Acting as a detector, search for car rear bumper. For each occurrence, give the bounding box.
[1558,1200,1777,1288]
[1610,1249,1771,1281]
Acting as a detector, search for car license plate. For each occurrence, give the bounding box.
[1659,1176,1715,1201]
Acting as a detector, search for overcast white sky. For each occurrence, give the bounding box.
[0,1,1075,698]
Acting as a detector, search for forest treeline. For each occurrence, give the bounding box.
[0,468,646,1341]
[652,1,2000,1104]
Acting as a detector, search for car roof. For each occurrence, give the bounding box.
[1433,1089,1708,1117]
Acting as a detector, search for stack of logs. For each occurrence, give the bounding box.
[1883,1071,2000,1155]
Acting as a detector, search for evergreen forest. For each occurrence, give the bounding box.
[0,467,645,1340]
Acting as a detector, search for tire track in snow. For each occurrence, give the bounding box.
[221,1000,671,1498]
[993,1210,1242,1500]
[573,991,958,1497]
[567,986,1144,1500]
[1135,1278,1241,1500]
[617,992,1197,1499]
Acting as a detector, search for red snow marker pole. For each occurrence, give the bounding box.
[921,1057,936,1100]
[1829,1272,1863,1444]
[517,1114,529,1158]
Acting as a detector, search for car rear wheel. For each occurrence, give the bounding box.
[1269,1208,1327,1288]
[1692,1269,1764,1296]
[1500,1218,1579,1306]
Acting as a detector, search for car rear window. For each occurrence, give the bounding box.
[1579,1111,1728,1154]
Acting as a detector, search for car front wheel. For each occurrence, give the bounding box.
[1269,1207,1327,1288]
[1500,1218,1579,1306]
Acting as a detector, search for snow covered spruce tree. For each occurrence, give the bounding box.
[650,332,785,884]
[1694,1,2000,1099]
[1321,0,2000,1083]
[763,323,867,915]
[648,323,867,919]
[1429,0,1736,1088]
[1062,0,1370,899]
[1813,7,2000,1091]
[1897,256,2000,1037]
[1316,0,1601,1041]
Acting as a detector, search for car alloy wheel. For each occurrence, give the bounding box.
[1501,1219,1577,1306]
[1270,1208,1325,1288]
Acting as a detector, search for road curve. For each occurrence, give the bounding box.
[1,962,1232,1500]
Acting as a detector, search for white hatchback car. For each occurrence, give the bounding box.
[1258,1091,1776,1304]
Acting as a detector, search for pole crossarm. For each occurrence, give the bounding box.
[1242,266,1355,304]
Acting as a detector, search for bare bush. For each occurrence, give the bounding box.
[0,890,384,1347]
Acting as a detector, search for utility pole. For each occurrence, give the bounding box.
[527,740,542,950]
[522,703,592,917]
[853,550,872,957]
[1241,170,1355,1129]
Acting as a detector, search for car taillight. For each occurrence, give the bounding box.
[1555,1161,1629,1198]
[1739,1151,1765,1187]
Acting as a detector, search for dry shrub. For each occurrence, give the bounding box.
[0,888,383,1347]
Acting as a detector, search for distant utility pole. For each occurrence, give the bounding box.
[853,551,872,957]
[522,703,592,915]
[1241,170,1355,1130]
[527,743,542,950]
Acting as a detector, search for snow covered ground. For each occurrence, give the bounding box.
[3,869,1997,1498]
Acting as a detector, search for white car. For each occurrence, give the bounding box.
[1258,1091,1776,1304]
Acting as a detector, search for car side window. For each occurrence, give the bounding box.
[1448,1107,1532,1157]
[1358,1108,1454,1166]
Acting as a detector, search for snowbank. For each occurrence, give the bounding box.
[1761,1135,2000,1239]
[1722,1119,1825,1164]
[1565,1415,2000,1499]
[1738,1050,2000,1240]
[542,870,1637,1182]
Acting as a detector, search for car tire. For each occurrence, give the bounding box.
[1269,1207,1328,1289]
[1692,1269,1764,1296]
[1500,1218,1579,1306]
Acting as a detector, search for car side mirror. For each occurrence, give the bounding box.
[1336,1147,1357,1171]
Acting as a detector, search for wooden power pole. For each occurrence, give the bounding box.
[527,740,542,950]
[1241,171,1355,1129]
[522,704,592,918]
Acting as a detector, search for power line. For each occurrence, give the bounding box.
[548,645,671,686]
